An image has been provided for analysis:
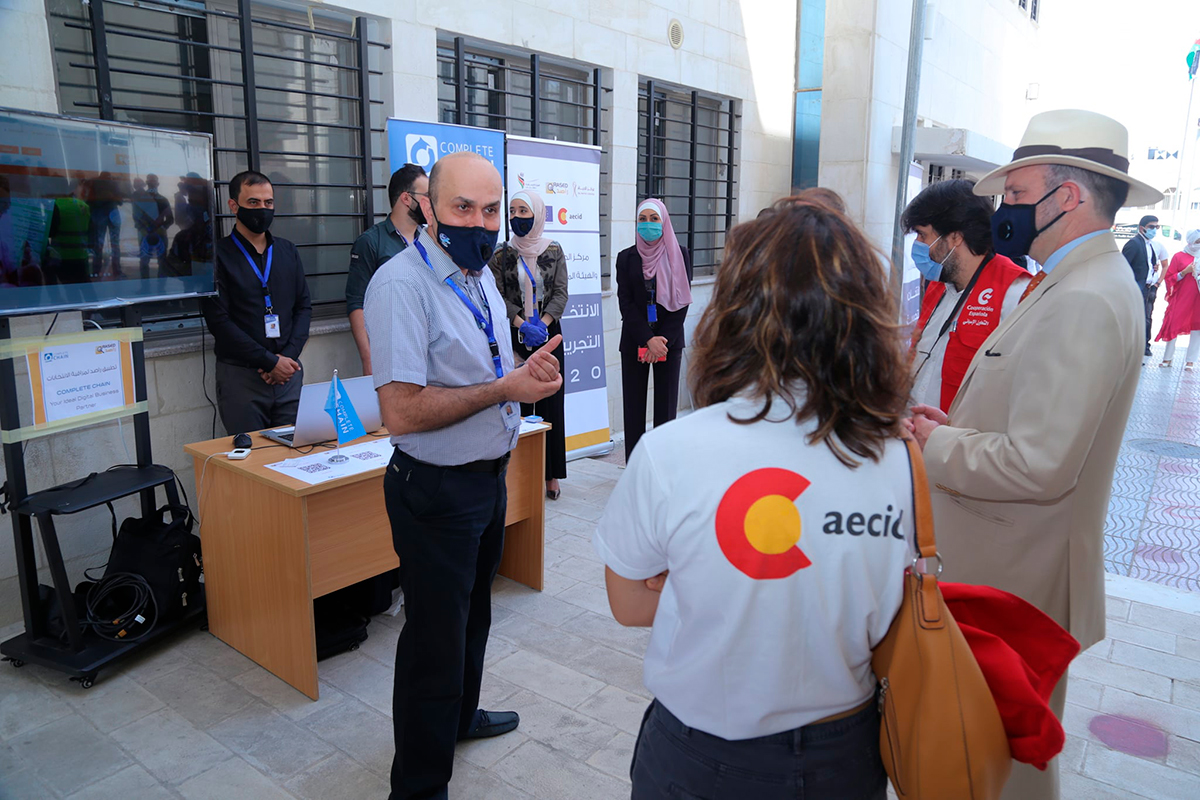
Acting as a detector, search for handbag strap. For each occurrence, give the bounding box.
[904,438,938,561]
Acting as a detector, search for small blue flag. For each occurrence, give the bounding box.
[324,373,366,445]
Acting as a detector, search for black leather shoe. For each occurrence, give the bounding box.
[459,710,520,740]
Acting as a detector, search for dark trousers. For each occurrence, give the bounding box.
[621,347,683,461]
[631,699,887,800]
[1144,284,1158,352]
[214,361,302,434]
[515,321,566,480]
[386,448,508,800]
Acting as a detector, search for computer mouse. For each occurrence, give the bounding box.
[233,433,253,449]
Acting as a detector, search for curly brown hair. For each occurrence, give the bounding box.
[690,197,910,467]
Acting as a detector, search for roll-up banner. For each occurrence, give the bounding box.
[504,136,611,457]
[385,117,506,183]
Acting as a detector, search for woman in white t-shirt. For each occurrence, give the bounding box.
[594,197,914,800]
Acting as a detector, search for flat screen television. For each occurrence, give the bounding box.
[0,108,216,316]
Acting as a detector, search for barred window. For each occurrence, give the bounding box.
[1030,0,1040,22]
[45,0,389,328]
[435,36,609,270]
[638,80,739,276]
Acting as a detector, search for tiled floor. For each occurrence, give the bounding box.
[5,357,1200,798]
[1105,336,1200,591]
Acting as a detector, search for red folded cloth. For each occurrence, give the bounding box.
[941,581,1081,770]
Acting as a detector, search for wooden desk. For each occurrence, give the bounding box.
[183,427,547,699]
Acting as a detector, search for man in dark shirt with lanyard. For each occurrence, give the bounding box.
[202,170,312,434]
[346,164,428,375]
[364,151,562,800]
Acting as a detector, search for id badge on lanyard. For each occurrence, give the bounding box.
[645,278,658,324]
[231,236,278,338]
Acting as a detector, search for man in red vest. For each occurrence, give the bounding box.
[904,179,1031,412]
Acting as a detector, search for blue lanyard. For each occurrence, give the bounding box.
[231,235,274,312]
[412,237,504,380]
[519,256,537,309]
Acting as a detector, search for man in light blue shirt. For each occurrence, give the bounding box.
[365,151,562,800]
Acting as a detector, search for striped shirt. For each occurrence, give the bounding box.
[363,227,519,465]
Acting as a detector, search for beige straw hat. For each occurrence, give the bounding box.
[974,109,1163,207]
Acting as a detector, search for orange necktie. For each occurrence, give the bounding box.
[1020,271,1047,302]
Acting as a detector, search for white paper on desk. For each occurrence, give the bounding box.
[264,438,394,485]
[519,419,551,435]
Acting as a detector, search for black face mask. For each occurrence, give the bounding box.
[510,216,535,237]
[431,207,498,273]
[407,199,426,227]
[991,185,1067,260]
[236,205,274,235]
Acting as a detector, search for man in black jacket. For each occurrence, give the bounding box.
[1121,214,1162,356]
[202,170,311,434]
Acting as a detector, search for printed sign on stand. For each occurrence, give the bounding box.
[505,136,609,455]
[386,118,505,181]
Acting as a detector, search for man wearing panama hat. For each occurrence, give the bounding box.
[908,109,1162,800]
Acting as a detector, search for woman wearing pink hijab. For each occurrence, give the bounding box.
[616,199,694,460]
[489,189,569,498]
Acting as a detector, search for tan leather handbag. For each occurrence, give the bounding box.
[872,440,1012,799]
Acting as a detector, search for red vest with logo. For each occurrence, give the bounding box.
[913,254,1028,411]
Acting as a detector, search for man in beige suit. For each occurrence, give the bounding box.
[908,110,1163,800]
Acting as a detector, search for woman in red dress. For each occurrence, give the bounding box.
[1157,229,1200,369]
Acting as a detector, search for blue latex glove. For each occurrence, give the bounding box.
[520,319,548,348]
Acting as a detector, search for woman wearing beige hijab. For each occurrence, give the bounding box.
[488,190,569,498]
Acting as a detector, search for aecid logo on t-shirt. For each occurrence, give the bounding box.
[715,469,812,579]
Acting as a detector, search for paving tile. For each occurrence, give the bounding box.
[457,728,530,770]
[1061,733,1088,774]
[1174,680,1200,712]
[1143,502,1200,529]
[559,611,651,659]
[0,668,73,740]
[1104,513,1142,540]
[320,651,394,715]
[1068,676,1105,711]
[540,568,580,597]
[1100,687,1200,741]
[552,556,608,586]
[491,583,588,627]
[356,619,401,666]
[208,703,336,781]
[110,708,231,785]
[502,690,619,761]
[1126,567,1200,592]
[556,581,617,618]
[1105,536,1137,570]
[1131,543,1200,576]
[301,697,394,777]
[565,644,653,700]
[66,673,165,733]
[575,685,648,735]
[550,496,605,524]
[284,753,390,800]
[1176,637,1200,662]
[177,758,294,800]
[450,756,535,799]
[1140,522,1200,552]
[141,664,258,730]
[1127,602,1200,640]
[9,713,132,796]
[479,671,522,708]
[483,636,519,670]
[1083,744,1200,800]
[491,610,591,663]
[489,650,605,708]
[1166,734,1200,776]
[585,731,636,783]
[1107,495,1149,521]
[1069,654,1173,702]
[493,739,630,800]
[175,632,259,680]
[1111,641,1200,684]
[1,767,57,799]
[231,669,347,722]
[1061,770,1155,799]
[117,640,194,684]
[1103,619,1176,654]
[65,764,173,800]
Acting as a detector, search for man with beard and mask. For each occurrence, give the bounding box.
[363,151,563,800]
[906,110,1160,800]
[904,179,1030,413]
[346,163,428,374]
[202,170,311,434]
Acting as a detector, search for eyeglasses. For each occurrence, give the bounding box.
[1146,224,1160,230]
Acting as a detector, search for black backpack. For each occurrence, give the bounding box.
[104,504,203,623]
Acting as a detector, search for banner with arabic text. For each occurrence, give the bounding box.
[505,136,609,454]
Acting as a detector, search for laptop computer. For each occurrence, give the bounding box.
[261,375,383,448]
